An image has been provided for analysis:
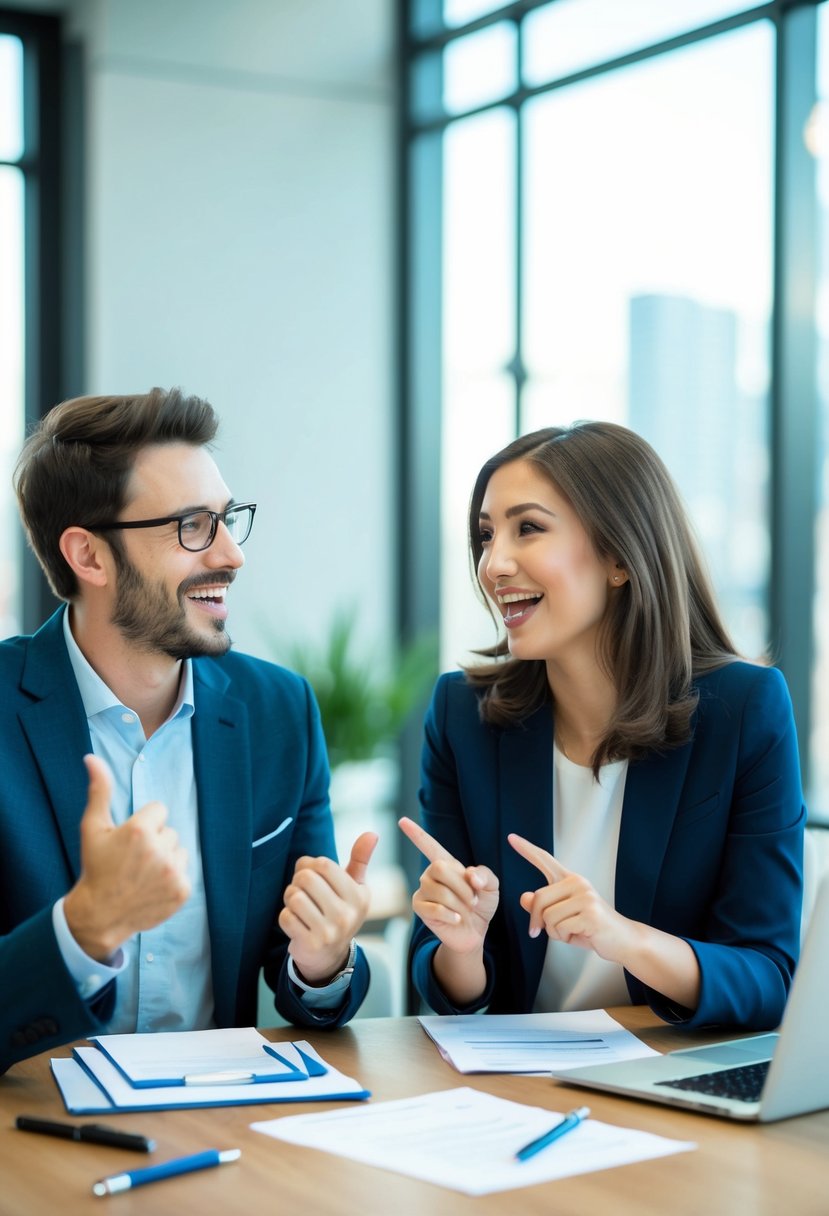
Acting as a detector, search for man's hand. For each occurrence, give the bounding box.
[63,754,191,961]
[278,832,378,985]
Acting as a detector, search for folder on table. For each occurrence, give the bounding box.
[50,1029,370,1114]
[90,1026,316,1087]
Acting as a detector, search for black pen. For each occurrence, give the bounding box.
[16,1115,156,1153]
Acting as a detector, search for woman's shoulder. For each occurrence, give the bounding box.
[431,668,483,713]
[694,658,792,716]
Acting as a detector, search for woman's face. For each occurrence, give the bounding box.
[477,458,621,668]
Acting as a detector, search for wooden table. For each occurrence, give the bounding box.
[1,1010,826,1215]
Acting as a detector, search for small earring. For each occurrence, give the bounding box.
[613,575,620,583]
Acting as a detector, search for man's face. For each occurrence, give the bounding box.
[109,443,245,661]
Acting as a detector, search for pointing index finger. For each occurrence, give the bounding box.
[398,816,454,865]
[508,832,568,884]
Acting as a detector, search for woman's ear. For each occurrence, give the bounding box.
[608,561,629,587]
[59,527,112,589]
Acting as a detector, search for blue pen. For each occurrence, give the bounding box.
[515,1105,590,1161]
[92,1148,241,1196]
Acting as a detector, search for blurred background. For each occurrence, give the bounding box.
[2,1,829,1012]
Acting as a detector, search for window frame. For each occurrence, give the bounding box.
[398,0,824,802]
[0,6,69,631]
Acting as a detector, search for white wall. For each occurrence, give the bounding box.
[61,0,395,664]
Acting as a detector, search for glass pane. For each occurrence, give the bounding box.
[444,108,515,376]
[444,22,517,115]
[444,0,509,29]
[442,107,516,669]
[441,375,515,671]
[524,0,753,86]
[0,35,24,162]
[0,166,25,636]
[522,23,774,657]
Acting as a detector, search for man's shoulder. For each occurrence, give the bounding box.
[194,648,310,703]
[0,630,37,682]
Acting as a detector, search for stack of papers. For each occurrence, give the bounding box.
[418,1010,660,1074]
[252,1087,696,1195]
[51,1027,370,1114]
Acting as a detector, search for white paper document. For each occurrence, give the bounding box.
[91,1026,301,1086]
[251,1086,696,1195]
[418,1010,660,1074]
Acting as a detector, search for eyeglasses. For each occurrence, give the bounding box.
[86,502,257,552]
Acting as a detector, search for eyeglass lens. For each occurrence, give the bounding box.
[179,505,254,551]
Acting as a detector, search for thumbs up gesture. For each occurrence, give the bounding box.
[278,831,378,985]
[63,755,191,961]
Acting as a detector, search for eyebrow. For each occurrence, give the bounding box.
[478,502,556,521]
[167,498,237,516]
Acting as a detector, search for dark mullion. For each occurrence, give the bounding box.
[407,4,780,137]
[513,16,525,436]
[770,2,820,795]
[1,9,64,630]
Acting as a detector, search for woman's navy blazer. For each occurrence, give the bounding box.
[410,662,805,1030]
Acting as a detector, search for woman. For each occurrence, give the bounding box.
[400,422,805,1029]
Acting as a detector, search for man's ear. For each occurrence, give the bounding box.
[59,527,113,589]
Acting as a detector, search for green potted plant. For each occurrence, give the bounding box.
[275,608,437,862]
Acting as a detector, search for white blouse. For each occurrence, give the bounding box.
[532,745,631,1012]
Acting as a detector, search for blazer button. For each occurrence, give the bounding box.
[12,1017,60,1045]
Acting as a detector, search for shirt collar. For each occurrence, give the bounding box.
[62,606,195,722]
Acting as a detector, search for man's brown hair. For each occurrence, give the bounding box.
[14,387,218,600]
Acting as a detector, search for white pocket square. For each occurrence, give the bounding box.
[252,817,293,848]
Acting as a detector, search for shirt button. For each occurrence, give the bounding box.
[121,712,135,724]
[138,754,145,763]
[145,953,154,963]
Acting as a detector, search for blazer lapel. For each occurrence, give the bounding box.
[191,661,254,1026]
[497,703,553,1007]
[18,608,92,876]
[615,741,693,924]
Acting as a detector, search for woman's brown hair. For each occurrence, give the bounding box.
[465,423,743,773]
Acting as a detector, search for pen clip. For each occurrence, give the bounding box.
[182,1071,255,1086]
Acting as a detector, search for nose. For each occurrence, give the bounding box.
[482,531,518,583]
[208,520,245,569]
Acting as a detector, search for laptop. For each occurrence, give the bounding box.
[551,876,829,1122]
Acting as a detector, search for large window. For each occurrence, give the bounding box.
[403,0,829,821]
[0,9,65,634]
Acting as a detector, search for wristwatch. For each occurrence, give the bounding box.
[327,938,357,984]
[289,939,357,992]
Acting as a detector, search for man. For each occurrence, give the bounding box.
[1,387,377,1073]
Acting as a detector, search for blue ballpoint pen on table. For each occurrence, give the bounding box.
[92,1148,241,1196]
[515,1106,591,1162]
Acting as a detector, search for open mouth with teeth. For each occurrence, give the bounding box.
[186,586,229,617]
[498,592,543,628]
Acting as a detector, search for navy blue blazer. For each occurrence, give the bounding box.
[410,663,806,1030]
[0,608,369,1072]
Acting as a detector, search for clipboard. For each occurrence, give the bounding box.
[90,1027,309,1088]
[51,1039,370,1114]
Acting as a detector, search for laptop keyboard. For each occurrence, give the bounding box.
[655,1060,769,1103]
